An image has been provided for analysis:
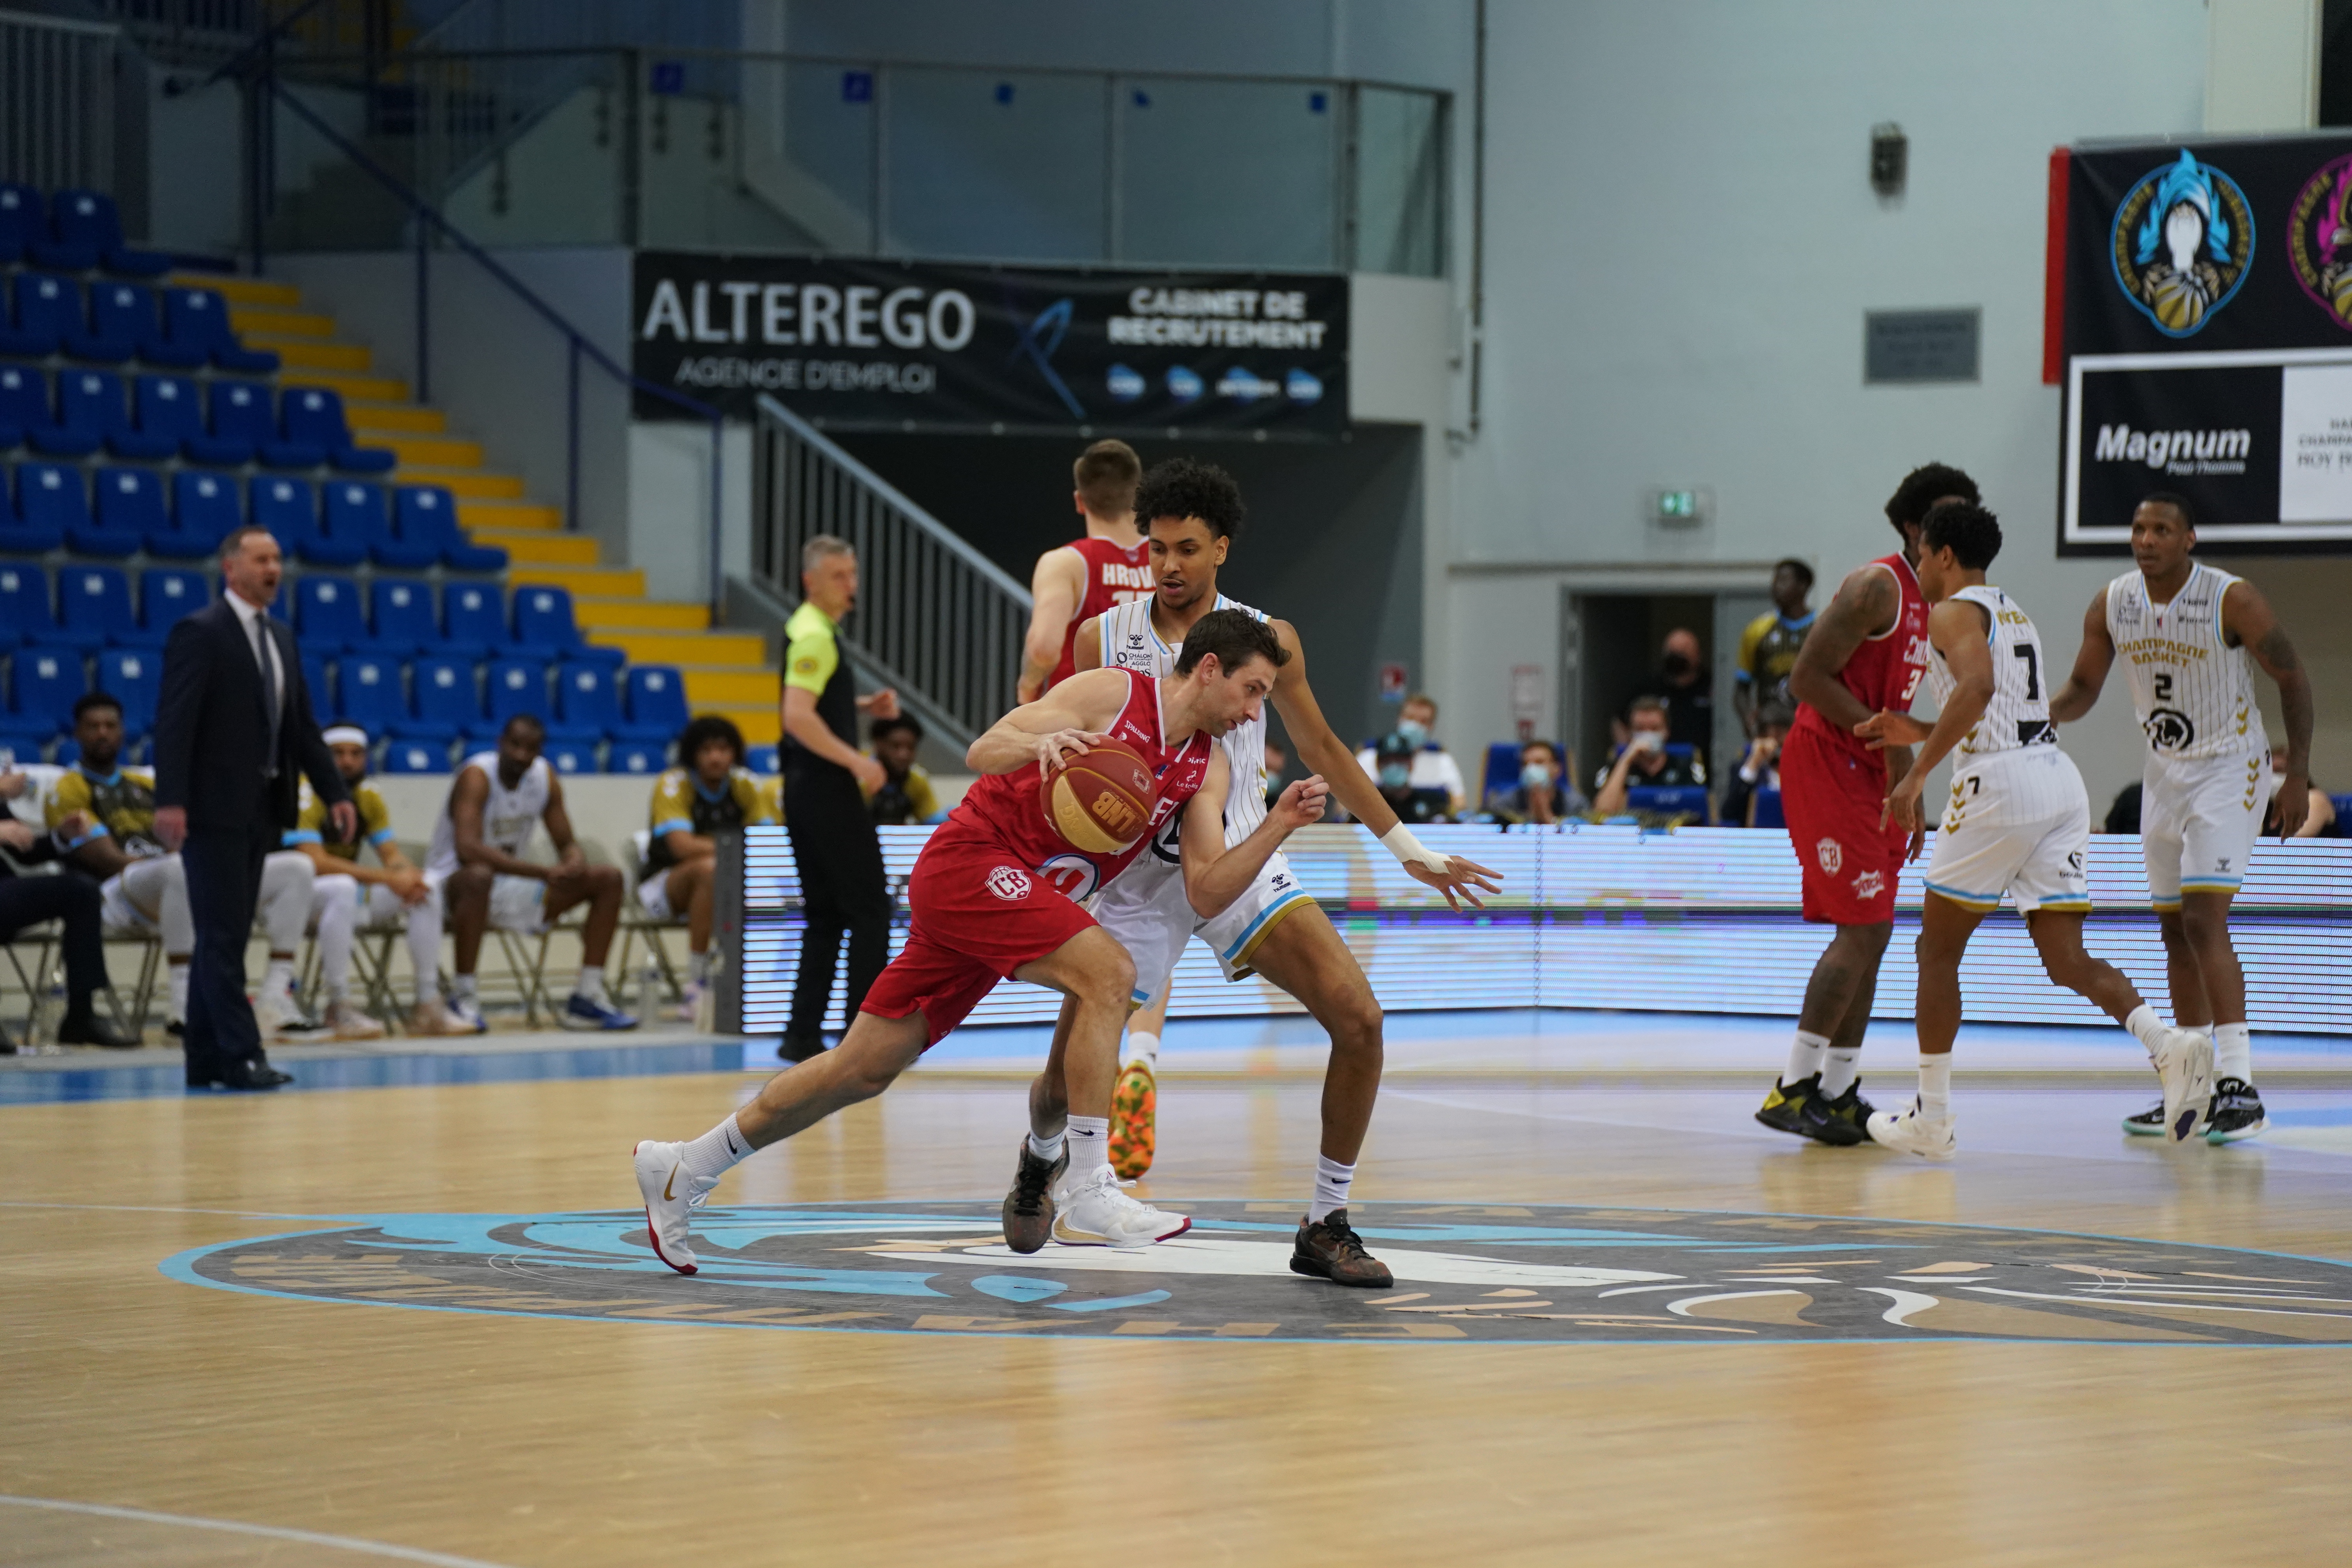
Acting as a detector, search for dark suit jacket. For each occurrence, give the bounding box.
[153,597,346,831]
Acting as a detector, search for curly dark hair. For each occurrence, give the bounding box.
[1884,463,1980,533]
[869,714,924,745]
[1135,457,1246,541]
[1922,501,2003,570]
[675,713,746,768]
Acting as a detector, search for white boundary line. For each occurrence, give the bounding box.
[0,1495,520,1568]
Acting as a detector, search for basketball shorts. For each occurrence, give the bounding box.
[1092,849,1316,1007]
[1922,747,2092,915]
[2141,743,2268,909]
[313,878,425,930]
[1778,724,1906,925]
[100,856,177,937]
[858,826,1096,1046]
[426,867,546,934]
[636,867,678,922]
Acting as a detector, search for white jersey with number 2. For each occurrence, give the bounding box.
[2103,562,2265,762]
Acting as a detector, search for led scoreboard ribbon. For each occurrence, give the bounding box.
[739,825,2352,1036]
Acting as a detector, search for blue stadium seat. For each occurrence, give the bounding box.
[60,369,175,461]
[334,653,404,731]
[134,372,209,460]
[0,564,59,646]
[513,584,622,668]
[1625,783,1710,820]
[550,661,618,742]
[371,578,438,650]
[212,379,319,468]
[83,468,165,558]
[138,567,209,641]
[293,574,370,655]
[283,387,396,475]
[0,365,56,448]
[1481,742,1523,803]
[486,659,551,730]
[394,486,507,572]
[163,287,279,375]
[165,471,240,558]
[605,739,666,775]
[10,645,86,734]
[1750,787,1785,830]
[299,651,332,720]
[0,467,64,555]
[541,737,596,774]
[250,475,323,558]
[60,566,137,648]
[0,183,36,267]
[17,464,94,550]
[287,479,370,569]
[8,273,89,364]
[94,281,201,367]
[747,743,780,774]
[328,481,433,570]
[623,665,689,740]
[49,190,170,278]
[383,739,452,774]
[95,648,160,734]
[24,193,92,271]
[441,581,503,659]
[399,655,481,743]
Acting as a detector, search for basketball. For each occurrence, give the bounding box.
[1040,737,1158,854]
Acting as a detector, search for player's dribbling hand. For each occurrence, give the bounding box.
[1855,710,1929,750]
[1405,853,1503,912]
[1033,730,1113,779]
[1270,775,1330,831]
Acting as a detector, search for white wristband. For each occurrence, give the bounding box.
[1379,822,1448,873]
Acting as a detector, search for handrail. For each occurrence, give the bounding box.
[0,7,120,39]
[260,76,731,615]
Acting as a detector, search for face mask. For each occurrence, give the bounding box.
[1394,718,1428,748]
[1521,761,1554,789]
[1660,652,1693,679]
[1379,762,1412,790]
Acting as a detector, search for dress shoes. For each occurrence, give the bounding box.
[55,1011,141,1049]
[187,1056,295,1091]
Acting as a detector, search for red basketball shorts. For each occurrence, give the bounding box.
[858,825,1096,1045]
[1779,724,1906,926]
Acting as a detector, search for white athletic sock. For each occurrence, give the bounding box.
[414,973,439,1009]
[679,1114,751,1181]
[2214,1022,2254,1083]
[1916,1053,1953,1120]
[575,964,608,1004]
[1820,1046,1861,1098]
[166,962,189,1022]
[1784,1029,1831,1085]
[2124,1003,2168,1057]
[1125,1030,1160,1070]
[1308,1154,1356,1223]
[453,973,479,1002]
[690,950,713,985]
[1026,1129,1066,1163]
[262,958,293,995]
[1064,1115,1111,1178]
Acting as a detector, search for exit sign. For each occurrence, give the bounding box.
[1650,486,1712,526]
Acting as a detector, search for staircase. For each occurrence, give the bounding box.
[194,272,781,746]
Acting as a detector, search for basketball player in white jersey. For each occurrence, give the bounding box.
[425,714,637,1032]
[1051,458,1501,1285]
[1857,503,2212,1157]
[2049,492,2312,1142]
[1016,439,1149,702]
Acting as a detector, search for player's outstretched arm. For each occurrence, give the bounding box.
[965,668,1126,778]
[1878,599,1993,844]
[1017,546,1083,703]
[2226,579,2315,837]
[1180,750,1330,919]
[1264,619,1500,910]
[2047,585,2116,724]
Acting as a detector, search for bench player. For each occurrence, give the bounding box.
[631,610,1326,1272]
[2049,491,2313,1141]
[1753,463,1970,1145]
[1016,438,1150,702]
[1063,458,1502,1287]
[1855,502,2213,1157]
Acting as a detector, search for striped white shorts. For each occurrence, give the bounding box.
[1923,746,2092,915]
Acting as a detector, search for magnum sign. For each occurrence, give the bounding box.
[631,252,1348,435]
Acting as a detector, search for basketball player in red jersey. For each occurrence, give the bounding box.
[1017,439,1151,701]
[1754,462,1978,1145]
[632,610,1331,1272]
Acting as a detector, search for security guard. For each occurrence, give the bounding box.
[778,535,899,1061]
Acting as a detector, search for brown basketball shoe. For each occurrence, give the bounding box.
[1290,1208,1393,1289]
[1001,1140,1067,1255]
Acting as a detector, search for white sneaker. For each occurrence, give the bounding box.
[324,1000,387,1042]
[1866,1101,1956,1161]
[632,1140,717,1276]
[670,979,705,1024]
[445,995,489,1034]
[254,985,327,1040]
[1048,1163,1192,1249]
[407,1000,480,1038]
[2149,1027,2216,1143]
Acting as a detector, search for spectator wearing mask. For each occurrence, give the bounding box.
[1720,700,1794,827]
[1373,731,1451,824]
[1594,695,1708,815]
[1735,560,1816,736]
[1613,631,1714,763]
[1487,739,1587,824]
[1355,693,1466,816]
[2265,740,2339,838]
[866,716,944,827]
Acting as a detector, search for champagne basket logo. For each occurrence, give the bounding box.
[2288,151,2352,329]
[2111,149,2254,337]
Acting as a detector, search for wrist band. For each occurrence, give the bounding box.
[1379,822,1447,873]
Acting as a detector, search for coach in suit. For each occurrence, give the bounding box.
[153,526,353,1091]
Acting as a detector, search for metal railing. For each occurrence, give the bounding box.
[0,9,119,194]
[751,394,1031,747]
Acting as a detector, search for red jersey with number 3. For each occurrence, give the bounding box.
[1790,552,1930,772]
[1048,534,1152,688]
[940,668,1214,899]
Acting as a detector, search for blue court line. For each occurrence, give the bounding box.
[0,1042,745,1106]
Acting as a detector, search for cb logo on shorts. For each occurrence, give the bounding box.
[1815,837,1844,875]
[984,865,1033,901]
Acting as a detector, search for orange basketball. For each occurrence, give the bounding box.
[1041,738,1158,855]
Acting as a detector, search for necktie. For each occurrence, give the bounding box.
[254,615,281,775]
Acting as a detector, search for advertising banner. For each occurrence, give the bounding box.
[630,252,1348,435]
[2061,134,2352,552]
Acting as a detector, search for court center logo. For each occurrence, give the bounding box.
[2111,149,2254,337]
[2288,151,2352,329]
[162,1202,2352,1345]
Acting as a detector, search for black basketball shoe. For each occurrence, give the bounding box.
[2204,1078,2268,1143]
[2120,1100,2169,1137]
[1798,1080,1876,1146]
[1000,1140,1066,1255]
[1755,1074,1819,1136]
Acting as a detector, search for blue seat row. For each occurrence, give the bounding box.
[0,271,269,371]
[0,363,387,471]
[0,186,171,279]
[0,468,506,572]
[379,736,669,777]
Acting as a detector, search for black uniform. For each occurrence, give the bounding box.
[780,602,890,1055]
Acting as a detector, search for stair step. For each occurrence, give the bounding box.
[589,629,766,667]
[683,668,781,706]
[374,434,485,469]
[472,529,601,565]
[246,337,373,371]
[281,370,410,403]
[230,308,337,338]
[509,563,646,597]
[179,274,301,307]
[344,402,446,435]
[574,598,709,631]
[457,499,561,533]
[399,466,524,500]
[715,707,782,745]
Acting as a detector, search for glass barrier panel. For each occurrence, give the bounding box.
[1116,75,1337,269]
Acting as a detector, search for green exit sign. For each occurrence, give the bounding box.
[1650,486,1711,526]
[1659,490,1699,517]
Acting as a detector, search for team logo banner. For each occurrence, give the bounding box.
[2062,134,2352,552]
[631,252,1348,435]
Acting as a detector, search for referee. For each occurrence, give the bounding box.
[779,535,898,1061]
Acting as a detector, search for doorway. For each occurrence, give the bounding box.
[1560,588,1773,795]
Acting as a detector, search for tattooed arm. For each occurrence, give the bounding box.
[2225,579,2314,839]
[1787,561,1914,785]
